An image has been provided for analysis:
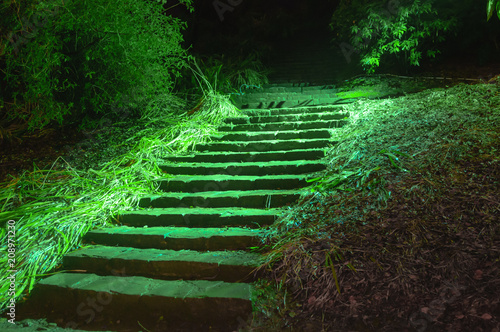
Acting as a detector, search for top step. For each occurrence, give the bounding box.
[239,105,348,116]
[238,83,337,93]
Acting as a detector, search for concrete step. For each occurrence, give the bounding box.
[251,84,338,93]
[63,245,263,282]
[157,173,314,192]
[216,129,332,141]
[138,189,303,209]
[162,149,326,163]
[19,273,254,332]
[218,119,346,131]
[224,111,346,124]
[236,91,339,103]
[196,138,333,152]
[237,98,355,109]
[159,160,326,176]
[116,207,281,228]
[83,226,264,251]
[241,105,348,116]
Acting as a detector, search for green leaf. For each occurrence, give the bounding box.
[325,252,341,295]
[487,0,496,21]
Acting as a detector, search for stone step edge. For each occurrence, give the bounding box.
[197,138,333,146]
[20,273,254,331]
[140,188,304,199]
[115,207,281,228]
[117,207,283,216]
[83,226,265,251]
[238,106,349,116]
[222,114,348,126]
[158,173,317,182]
[64,245,263,282]
[162,148,326,160]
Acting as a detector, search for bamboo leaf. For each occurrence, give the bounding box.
[487,0,496,21]
[325,252,341,295]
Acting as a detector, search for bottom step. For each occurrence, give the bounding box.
[18,273,254,332]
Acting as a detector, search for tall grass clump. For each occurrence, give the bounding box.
[0,57,245,312]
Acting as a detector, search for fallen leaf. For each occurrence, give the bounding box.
[481,313,492,320]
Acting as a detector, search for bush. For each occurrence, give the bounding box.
[175,52,269,98]
[0,0,192,132]
[488,0,500,21]
[333,0,456,74]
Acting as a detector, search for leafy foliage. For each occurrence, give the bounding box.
[0,66,242,312]
[335,0,456,73]
[487,0,500,21]
[0,0,192,132]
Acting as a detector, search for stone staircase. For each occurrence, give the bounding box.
[18,84,354,332]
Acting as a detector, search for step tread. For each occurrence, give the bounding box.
[224,111,347,122]
[37,272,253,300]
[162,148,325,160]
[200,138,332,145]
[220,119,344,126]
[160,159,324,168]
[119,207,282,216]
[161,173,315,182]
[141,188,304,199]
[217,128,332,135]
[86,225,264,239]
[66,245,263,267]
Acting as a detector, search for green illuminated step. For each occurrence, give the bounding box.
[236,98,345,109]
[157,174,313,192]
[83,226,263,251]
[218,119,346,131]
[163,149,326,163]
[224,111,346,124]
[237,99,357,109]
[237,92,339,102]
[235,93,340,105]
[215,129,331,141]
[138,189,303,209]
[241,105,347,116]
[116,207,281,228]
[19,273,253,331]
[240,84,338,94]
[196,138,333,152]
[63,245,263,282]
[159,159,326,176]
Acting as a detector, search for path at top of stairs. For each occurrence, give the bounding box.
[17,84,362,332]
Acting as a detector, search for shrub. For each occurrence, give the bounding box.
[0,0,192,132]
[488,0,500,21]
[334,0,456,74]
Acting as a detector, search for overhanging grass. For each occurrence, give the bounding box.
[0,81,243,311]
